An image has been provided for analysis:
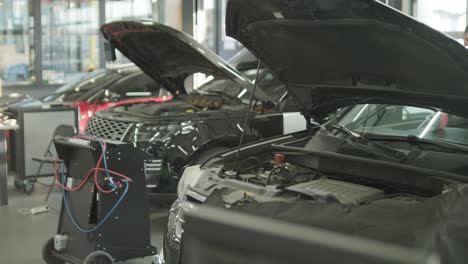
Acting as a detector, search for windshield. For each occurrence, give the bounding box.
[192,48,285,101]
[43,69,128,102]
[42,67,158,103]
[228,48,258,72]
[331,104,468,145]
[196,76,245,99]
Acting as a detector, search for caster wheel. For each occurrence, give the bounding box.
[14,179,23,190]
[23,179,34,195]
[83,251,114,264]
[42,238,64,264]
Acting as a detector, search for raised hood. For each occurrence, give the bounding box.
[226,0,468,119]
[101,21,245,96]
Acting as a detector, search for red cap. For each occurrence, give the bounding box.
[274,153,285,165]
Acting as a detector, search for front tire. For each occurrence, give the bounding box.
[23,179,35,195]
[14,179,23,190]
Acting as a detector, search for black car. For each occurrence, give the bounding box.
[86,21,306,192]
[161,0,468,263]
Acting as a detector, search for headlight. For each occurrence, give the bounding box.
[168,166,203,252]
[127,122,196,153]
[134,123,180,141]
[166,200,197,248]
[127,123,181,149]
[177,165,203,201]
[167,200,183,245]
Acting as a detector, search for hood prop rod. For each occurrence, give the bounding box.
[234,59,262,173]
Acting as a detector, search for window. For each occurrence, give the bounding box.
[106,0,156,22]
[414,0,467,43]
[195,0,217,51]
[218,0,244,59]
[41,0,100,85]
[0,0,168,90]
[0,0,35,85]
[228,48,286,102]
[379,0,402,10]
[256,71,285,102]
[105,0,159,66]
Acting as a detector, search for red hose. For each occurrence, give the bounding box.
[54,159,93,191]
[54,136,131,193]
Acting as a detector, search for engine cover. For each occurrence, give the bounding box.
[286,179,383,205]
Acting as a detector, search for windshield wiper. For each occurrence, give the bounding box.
[364,134,468,154]
[326,125,406,161]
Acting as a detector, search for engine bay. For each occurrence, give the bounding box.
[108,92,278,119]
[187,134,468,264]
[213,154,433,207]
[193,131,468,209]
[111,94,245,117]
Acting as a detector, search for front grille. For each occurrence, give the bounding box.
[85,115,132,141]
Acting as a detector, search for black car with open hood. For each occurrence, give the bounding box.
[160,1,468,264]
[100,21,270,100]
[87,21,306,193]
[226,0,468,120]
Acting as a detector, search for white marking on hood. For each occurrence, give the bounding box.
[238,88,248,98]
[273,12,284,19]
[237,123,244,132]
[177,145,188,155]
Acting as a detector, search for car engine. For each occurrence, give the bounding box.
[207,151,439,208]
[285,179,384,205]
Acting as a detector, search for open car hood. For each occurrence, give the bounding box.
[101,21,249,96]
[226,0,468,120]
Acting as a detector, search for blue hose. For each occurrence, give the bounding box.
[78,134,113,185]
[59,158,129,233]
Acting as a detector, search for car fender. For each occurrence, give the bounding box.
[186,135,258,165]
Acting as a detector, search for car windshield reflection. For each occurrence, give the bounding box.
[332,104,468,146]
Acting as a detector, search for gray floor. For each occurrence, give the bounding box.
[0,176,169,264]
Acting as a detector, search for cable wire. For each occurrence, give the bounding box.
[60,162,129,233]
[53,135,132,233]
[54,135,119,193]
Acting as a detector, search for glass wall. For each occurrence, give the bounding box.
[105,0,159,66]
[414,0,466,32]
[218,0,243,60]
[0,0,34,85]
[413,0,467,43]
[378,0,403,10]
[193,0,243,60]
[106,0,156,22]
[0,0,164,90]
[7,0,465,92]
[195,0,216,52]
[41,0,100,85]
